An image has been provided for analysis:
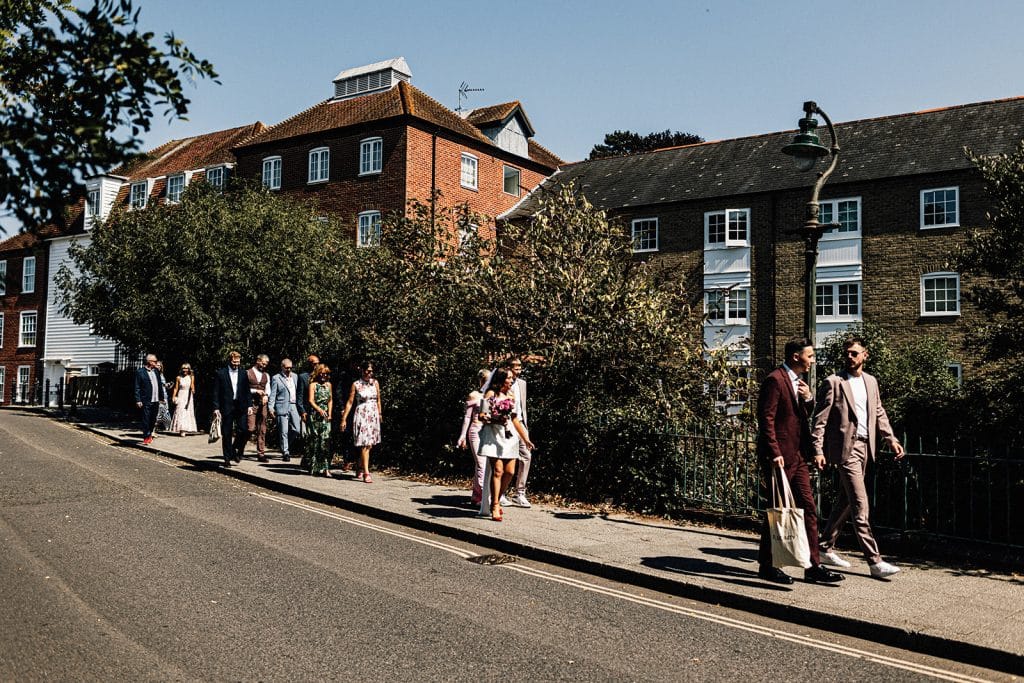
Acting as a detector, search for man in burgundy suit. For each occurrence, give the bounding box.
[757,338,844,585]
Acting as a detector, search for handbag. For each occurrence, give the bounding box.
[768,463,812,569]
[208,413,222,443]
[156,401,172,430]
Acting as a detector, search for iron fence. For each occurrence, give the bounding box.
[666,422,1023,549]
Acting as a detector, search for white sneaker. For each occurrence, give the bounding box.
[821,550,852,568]
[499,495,511,507]
[510,493,532,508]
[870,561,900,578]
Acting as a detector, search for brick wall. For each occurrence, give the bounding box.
[0,242,48,402]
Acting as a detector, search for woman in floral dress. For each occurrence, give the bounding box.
[341,360,381,483]
[305,363,333,477]
[478,369,534,521]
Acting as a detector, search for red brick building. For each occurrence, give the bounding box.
[232,58,561,245]
[0,230,50,403]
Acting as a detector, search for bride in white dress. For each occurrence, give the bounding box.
[169,364,198,436]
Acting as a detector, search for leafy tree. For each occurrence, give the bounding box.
[56,181,352,380]
[1,0,217,230]
[588,129,704,160]
[816,323,961,440]
[953,141,1024,445]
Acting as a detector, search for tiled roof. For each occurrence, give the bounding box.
[503,96,1024,219]
[527,140,563,170]
[112,123,266,180]
[466,100,536,138]
[238,83,561,169]
[0,230,40,252]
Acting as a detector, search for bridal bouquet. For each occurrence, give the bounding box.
[488,397,515,438]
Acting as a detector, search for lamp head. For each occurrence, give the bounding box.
[782,111,830,171]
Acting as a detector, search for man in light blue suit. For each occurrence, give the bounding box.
[268,358,302,463]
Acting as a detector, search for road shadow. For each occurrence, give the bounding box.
[700,546,759,563]
[603,515,754,542]
[413,494,482,519]
[552,511,595,520]
[641,554,790,591]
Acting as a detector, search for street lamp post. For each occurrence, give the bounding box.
[781,101,841,390]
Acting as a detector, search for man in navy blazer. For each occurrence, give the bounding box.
[211,350,253,466]
[757,338,843,585]
[133,353,166,445]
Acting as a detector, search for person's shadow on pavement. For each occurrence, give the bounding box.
[642,551,791,591]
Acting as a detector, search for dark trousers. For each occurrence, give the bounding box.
[220,409,250,460]
[758,460,821,568]
[140,401,159,438]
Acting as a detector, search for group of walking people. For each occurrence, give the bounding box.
[757,336,904,584]
[134,351,382,481]
[457,357,535,522]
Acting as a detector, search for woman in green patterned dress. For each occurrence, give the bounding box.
[305,363,333,477]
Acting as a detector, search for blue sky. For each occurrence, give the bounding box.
[132,0,1024,163]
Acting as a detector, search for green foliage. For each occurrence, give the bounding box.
[1,0,218,229]
[57,180,349,379]
[953,141,1024,444]
[816,323,961,438]
[588,129,704,160]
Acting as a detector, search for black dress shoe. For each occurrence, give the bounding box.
[258,455,269,463]
[232,453,242,463]
[222,458,232,467]
[805,564,845,583]
[282,455,291,462]
[758,566,794,584]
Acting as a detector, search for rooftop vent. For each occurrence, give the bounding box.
[332,57,411,100]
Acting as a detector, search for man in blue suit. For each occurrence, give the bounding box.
[133,353,166,445]
[268,358,302,462]
[212,350,253,466]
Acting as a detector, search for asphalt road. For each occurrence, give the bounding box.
[0,410,1006,682]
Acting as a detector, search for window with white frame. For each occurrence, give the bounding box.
[726,288,749,323]
[308,147,330,183]
[262,157,282,190]
[0,312,4,346]
[705,290,726,322]
[359,137,383,175]
[19,310,37,346]
[87,189,100,218]
[460,153,478,190]
[358,211,382,247]
[921,272,960,316]
[166,174,185,203]
[819,197,861,236]
[206,166,225,190]
[631,218,658,252]
[503,165,520,196]
[458,221,478,254]
[0,260,6,295]
[21,256,35,293]
[816,282,860,320]
[16,366,30,403]
[947,363,963,386]
[921,187,959,228]
[705,209,749,247]
[130,182,148,209]
[0,366,5,403]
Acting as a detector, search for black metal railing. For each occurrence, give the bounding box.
[665,422,1023,549]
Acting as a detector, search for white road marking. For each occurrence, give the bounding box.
[249,491,993,683]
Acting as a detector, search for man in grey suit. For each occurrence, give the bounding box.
[503,356,533,508]
[811,337,905,579]
[268,358,301,462]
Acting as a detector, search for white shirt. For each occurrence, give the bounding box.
[282,373,296,403]
[229,367,239,399]
[146,368,159,402]
[848,375,869,438]
[782,364,801,400]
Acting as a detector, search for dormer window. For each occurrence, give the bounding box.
[166,174,185,203]
[87,190,100,218]
[262,157,282,190]
[308,147,330,183]
[130,182,148,209]
[359,138,382,175]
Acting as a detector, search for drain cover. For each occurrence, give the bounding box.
[467,553,518,565]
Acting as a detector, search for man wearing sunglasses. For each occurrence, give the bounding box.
[812,337,905,579]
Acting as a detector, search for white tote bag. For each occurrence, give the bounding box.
[768,463,812,569]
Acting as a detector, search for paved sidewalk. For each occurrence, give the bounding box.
[71,415,1024,673]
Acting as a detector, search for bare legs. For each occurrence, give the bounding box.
[358,445,373,482]
[489,458,515,520]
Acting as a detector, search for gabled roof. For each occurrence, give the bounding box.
[112,122,267,180]
[237,82,561,170]
[465,101,536,138]
[333,57,411,82]
[503,95,1024,220]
